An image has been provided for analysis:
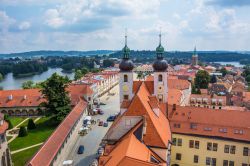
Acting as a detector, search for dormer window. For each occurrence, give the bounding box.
[190,123,197,129]
[219,128,227,133]
[158,74,162,82]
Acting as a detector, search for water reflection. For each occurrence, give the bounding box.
[0,68,74,90]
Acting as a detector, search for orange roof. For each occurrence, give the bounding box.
[0,84,93,108]
[168,89,182,105]
[168,79,190,90]
[28,100,87,166]
[243,92,250,102]
[125,82,171,148]
[0,121,8,135]
[100,122,165,166]
[169,105,250,142]
[0,89,45,108]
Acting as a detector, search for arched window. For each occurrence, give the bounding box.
[158,74,163,82]
[124,75,128,82]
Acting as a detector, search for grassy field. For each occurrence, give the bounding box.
[11,145,41,166]
[9,117,27,127]
[9,117,57,151]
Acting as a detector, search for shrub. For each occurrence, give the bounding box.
[18,126,28,137]
[6,119,13,130]
[27,119,36,130]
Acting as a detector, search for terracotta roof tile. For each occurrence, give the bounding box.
[28,100,87,166]
[125,82,171,148]
[100,121,165,166]
[169,105,250,142]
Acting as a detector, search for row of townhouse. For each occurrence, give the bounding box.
[168,105,250,166]
[74,70,119,99]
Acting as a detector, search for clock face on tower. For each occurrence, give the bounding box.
[158,85,163,93]
[123,85,129,92]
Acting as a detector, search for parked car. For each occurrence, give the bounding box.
[100,102,106,105]
[98,110,104,115]
[107,115,116,122]
[63,160,73,166]
[77,145,85,154]
[103,122,108,127]
[97,147,104,155]
[98,121,104,126]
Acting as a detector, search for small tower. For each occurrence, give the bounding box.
[191,46,198,66]
[119,30,134,103]
[153,31,168,103]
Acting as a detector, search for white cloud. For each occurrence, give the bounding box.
[0,11,15,32]
[44,9,65,28]
[18,21,31,30]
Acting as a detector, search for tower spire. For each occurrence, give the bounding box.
[125,28,127,46]
[159,28,162,45]
[122,28,130,59]
[194,46,197,55]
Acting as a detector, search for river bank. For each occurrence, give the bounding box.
[0,68,74,90]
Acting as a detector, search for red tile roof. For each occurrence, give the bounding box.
[0,84,93,108]
[125,82,171,148]
[100,121,165,166]
[0,121,8,135]
[169,105,250,142]
[0,89,44,108]
[28,100,87,166]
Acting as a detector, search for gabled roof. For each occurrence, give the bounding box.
[100,122,165,166]
[125,82,171,148]
[169,105,250,142]
[0,89,44,108]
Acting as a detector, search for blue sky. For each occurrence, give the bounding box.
[0,0,250,53]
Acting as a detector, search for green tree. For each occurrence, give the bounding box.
[103,59,115,68]
[18,126,28,137]
[194,70,210,89]
[27,119,36,130]
[242,65,250,78]
[22,80,35,89]
[220,67,228,77]
[246,75,250,83]
[40,73,71,123]
[0,73,3,81]
[210,75,217,83]
[81,67,89,75]
[90,68,101,73]
[74,69,83,81]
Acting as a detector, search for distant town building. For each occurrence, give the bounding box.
[191,46,198,66]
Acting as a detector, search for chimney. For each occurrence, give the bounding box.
[23,95,27,100]
[169,104,177,119]
[173,104,176,111]
[8,94,13,101]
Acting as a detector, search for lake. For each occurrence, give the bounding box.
[0,68,74,90]
[215,61,244,68]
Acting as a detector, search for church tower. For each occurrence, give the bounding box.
[191,46,198,66]
[153,32,168,103]
[119,30,134,103]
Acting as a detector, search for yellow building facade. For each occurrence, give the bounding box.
[171,133,250,166]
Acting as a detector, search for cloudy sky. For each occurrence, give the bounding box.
[0,0,250,53]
